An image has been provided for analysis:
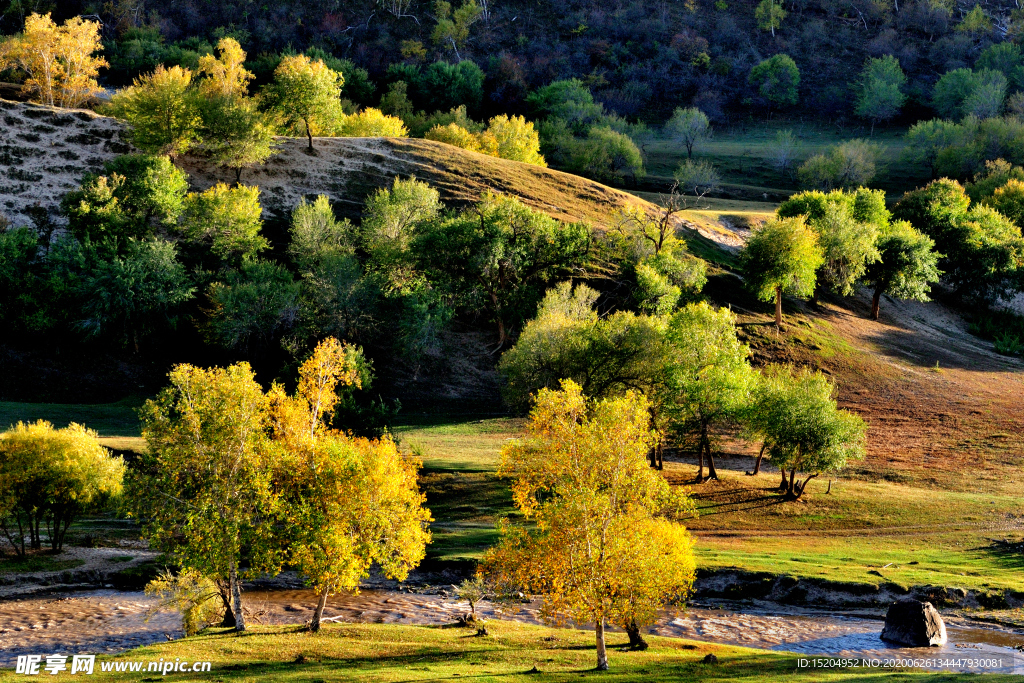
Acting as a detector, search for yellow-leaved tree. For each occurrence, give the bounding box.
[0,421,123,555]
[0,12,107,108]
[482,380,696,670]
[272,338,431,632]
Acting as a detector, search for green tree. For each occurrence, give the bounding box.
[755,0,787,37]
[107,65,202,155]
[289,196,376,343]
[986,178,1024,225]
[272,54,345,149]
[199,95,277,184]
[498,282,672,412]
[893,178,1024,301]
[78,238,195,351]
[134,362,279,631]
[415,193,591,346]
[62,154,188,246]
[431,0,483,61]
[864,221,942,320]
[856,56,907,131]
[748,54,800,114]
[665,107,711,158]
[482,381,695,670]
[273,338,430,632]
[743,365,866,497]
[204,259,300,356]
[797,139,881,191]
[976,42,1024,91]
[740,216,825,326]
[662,302,756,481]
[933,68,1007,120]
[361,177,441,293]
[585,126,646,182]
[0,421,123,555]
[178,183,268,264]
[779,189,882,298]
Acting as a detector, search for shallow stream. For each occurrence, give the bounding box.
[1,588,1021,674]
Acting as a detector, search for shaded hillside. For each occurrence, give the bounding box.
[0,98,653,230]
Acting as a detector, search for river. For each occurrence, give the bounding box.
[1,588,1021,674]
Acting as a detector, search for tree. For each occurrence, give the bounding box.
[893,178,1024,302]
[498,282,672,412]
[204,259,300,356]
[864,221,942,320]
[933,68,1007,120]
[133,362,279,631]
[431,0,482,61]
[335,108,409,137]
[482,381,695,670]
[272,55,345,149]
[778,189,882,298]
[856,56,907,132]
[743,365,866,497]
[585,126,646,182]
[662,302,755,481]
[415,193,591,347]
[666,107,711,159]
[750,367,865,498]
[674,159,720,195]
[748,54,800,114]
[986,178,1024,226]
[0,12,107,108]
[78,238,195,351]
[0,421,123,555]
[976,42,1024,91]
[197,37,253,98]
[361,177,441,293]
[486,114,546,165]
[797,140,881,191]
[62,154,189,246]
[755,0,787,37]
[740,216,824,326]
[107,65,202,155]
[199,95,278,184]
[178,183,268,264]
[273,338,430,632]
[768,129,799,174]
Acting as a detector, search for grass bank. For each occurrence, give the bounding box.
[0,620,1011,682]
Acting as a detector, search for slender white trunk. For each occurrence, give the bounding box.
[595,617,609,670]
[229,561,246,631]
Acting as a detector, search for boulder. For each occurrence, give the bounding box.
[880,599,947,647]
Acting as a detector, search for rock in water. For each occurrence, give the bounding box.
[880,600,947,647]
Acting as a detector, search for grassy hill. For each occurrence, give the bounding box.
[0,98,654,230]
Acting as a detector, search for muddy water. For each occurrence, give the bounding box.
[2,589,1022,674]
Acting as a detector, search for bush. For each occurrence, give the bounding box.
[797,139,881,190]
[335,108,409,137]
[674,159,721,195]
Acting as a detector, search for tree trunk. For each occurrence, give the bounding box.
[656,442,663,471]
[705,436,719,480]
[595,617,609,670]
[217,581,236,628]
[234,166,243,186]
[795,474,819,499]
[870,284,882,320]
[748,442,767,475]
[787,468,797,498]
[305,120,313,150]
[775,286,783,328]
[625,619,649,650]
[779,468,788,491]
[229,562,246,631]
[310,585,330,633]
[695,439,705,482]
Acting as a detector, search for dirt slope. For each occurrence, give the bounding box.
[0,98,652,229]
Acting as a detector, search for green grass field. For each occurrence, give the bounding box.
[0,621,1011,682]
[643,119,932,199]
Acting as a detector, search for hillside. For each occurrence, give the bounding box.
[0,99,652,230]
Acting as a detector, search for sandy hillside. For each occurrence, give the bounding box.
[0,98,654,229]
[0,99,132,228]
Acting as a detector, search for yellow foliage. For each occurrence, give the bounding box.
[335,107,409,137]
[425,116,546,166]
[0,12,107,108]
[197,37,253,98]
[483,380,694,669]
